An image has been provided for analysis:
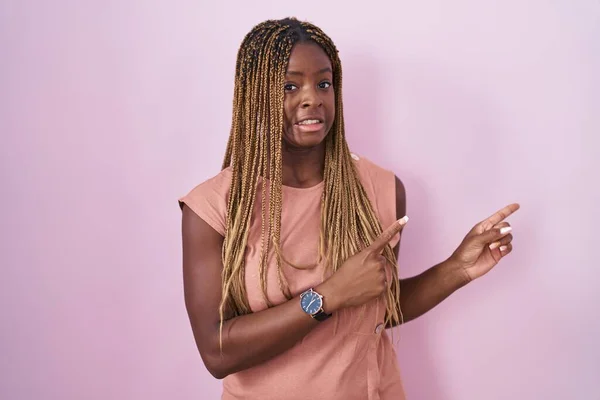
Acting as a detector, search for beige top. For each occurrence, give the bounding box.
[180,154,406,400]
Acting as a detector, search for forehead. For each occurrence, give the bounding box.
[286,42,332,74]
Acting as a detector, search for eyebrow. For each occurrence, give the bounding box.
[286,67,332,76]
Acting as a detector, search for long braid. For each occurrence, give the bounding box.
[219,18,403,347]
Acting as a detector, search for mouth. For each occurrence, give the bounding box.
[294,118,325,133]
[296,118,323,125]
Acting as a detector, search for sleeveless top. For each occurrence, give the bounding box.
[179,154,406,400]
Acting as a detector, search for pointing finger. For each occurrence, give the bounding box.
[480,203,520,231]
[368,216,409,253]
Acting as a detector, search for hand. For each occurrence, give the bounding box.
[449,203,520,282]
[317,216,409,312]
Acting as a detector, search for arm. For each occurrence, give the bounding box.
[390,176,518,326]
[182,204,325,379]
[391,175,469,325]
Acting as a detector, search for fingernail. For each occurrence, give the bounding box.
[499,245,508,252]
[489,241,501,250]
[398,216,409,225]
[500,227,512,235]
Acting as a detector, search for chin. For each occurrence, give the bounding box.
[284,131,328,149]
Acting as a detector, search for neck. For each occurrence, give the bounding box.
[281,141,325,188]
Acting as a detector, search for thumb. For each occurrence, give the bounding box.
[368,216,409,253]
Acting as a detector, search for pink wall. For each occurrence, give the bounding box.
[2,1,598,399]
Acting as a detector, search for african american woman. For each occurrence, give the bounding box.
[179,17,519,400]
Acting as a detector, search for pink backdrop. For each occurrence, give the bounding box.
[2,1,598,399]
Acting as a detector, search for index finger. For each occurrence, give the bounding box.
[482,203,520,227]
[368,216,409,253]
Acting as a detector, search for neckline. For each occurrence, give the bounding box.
[223,166,325,193]
[281,180,324,192]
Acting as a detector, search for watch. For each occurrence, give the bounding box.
[300,288,332,322]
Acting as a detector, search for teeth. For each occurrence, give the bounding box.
[298,119,320,125]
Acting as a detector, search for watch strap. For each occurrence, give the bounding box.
[312,309,332,322]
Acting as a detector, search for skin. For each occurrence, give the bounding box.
[281,41,334,188]
[181,41,520,379]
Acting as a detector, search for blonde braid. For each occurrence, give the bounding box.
[219,19,403,348]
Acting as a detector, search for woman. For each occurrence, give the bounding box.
[179,17,518,400]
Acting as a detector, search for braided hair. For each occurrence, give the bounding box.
[219,17,402,343]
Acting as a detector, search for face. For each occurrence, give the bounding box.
[283,42,335,149]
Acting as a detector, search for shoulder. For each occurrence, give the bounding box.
[186,166,232,195]
[178,167,232,236]
[351,152,391,179]
[351,151,406,227]
[351,152,402,196]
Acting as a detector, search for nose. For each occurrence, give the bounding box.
[301,88,322,108]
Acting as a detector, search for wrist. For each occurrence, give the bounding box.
[441,257,471,289]
[314,281,341,314]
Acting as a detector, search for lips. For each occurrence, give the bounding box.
[294,118,324,133]
[295,117,324,125]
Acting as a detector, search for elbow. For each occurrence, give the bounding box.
[193,326,235,379]
[213,371,228,380]
[201,349,232,380]
[206,365,228,380]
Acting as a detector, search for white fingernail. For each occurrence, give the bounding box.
[500,227,512,235]
[398,216,409,225]
[499,245,508,252]
[489,241,500,250]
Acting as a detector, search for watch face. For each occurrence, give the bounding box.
[301,291,322,315]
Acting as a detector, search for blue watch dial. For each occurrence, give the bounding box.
[301,291,323,315]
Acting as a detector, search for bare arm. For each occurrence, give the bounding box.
[182,205,323,379]
[391,176,518,326]
[395,261,468,324]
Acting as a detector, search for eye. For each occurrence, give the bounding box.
[318,81,332,89]
[284,83,298,92]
